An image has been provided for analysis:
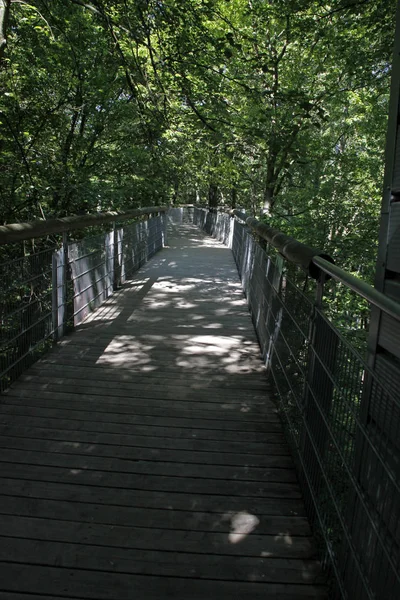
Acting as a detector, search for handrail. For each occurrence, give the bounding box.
[233,209,400,323]
[232,210,334,281]
[0,205,168,245]
[313,256,400,323]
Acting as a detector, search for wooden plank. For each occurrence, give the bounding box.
[0,477,307,516]
[0,448,297,483]
[8,378,271,404]
[0,563,327,599]
[73,325,261,338]
[0,494,311,535]
[4,386,272,407]
[1,393,274,423]
[34,353,265,375]
[0,537,322,584]
[0,435,292,468]
[0,594,83,600]
[19,367,270,391]
[0,412,283,443]
[0,222,325,599]
[23,361,269,393]
[0,462,302,498]
[24,361,270,388]
[44,343,262,363]
[50,338,262,357]
[4,384,275,418]
[0,434,293,469]
[35,354,267,376]
[0,404,281,430]
[0,514,315,558]
[0,425,290,455]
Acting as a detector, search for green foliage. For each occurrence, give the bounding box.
[0,0,396,285]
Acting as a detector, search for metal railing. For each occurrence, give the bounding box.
[0,207,167,391]
[192,206,400,600]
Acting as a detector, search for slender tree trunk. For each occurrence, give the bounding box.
[208,183,218,210]
[263,185,275,215]
[263,160,276,214]
[172,182,179,205]
[230,186,237,209]
[0,0,11,63]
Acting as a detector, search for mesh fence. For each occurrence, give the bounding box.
[0,214,165,391]
[0,244,56,391]
[194,207,400,600]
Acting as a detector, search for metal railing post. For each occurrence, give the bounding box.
[51,251,59,342]
[61,231,68,337]
[301,274,339,506]
[163,211,168,246]
[113,222,121,290]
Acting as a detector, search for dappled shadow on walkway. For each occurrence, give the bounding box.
[0,222,326,599]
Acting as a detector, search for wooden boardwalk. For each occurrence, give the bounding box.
[0,221,326,599]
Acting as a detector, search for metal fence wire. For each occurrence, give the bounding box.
[0,244,56,391]
[192,206,400,600]
[0,213,165,392]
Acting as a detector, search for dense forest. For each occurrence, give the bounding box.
[0,0,397,278]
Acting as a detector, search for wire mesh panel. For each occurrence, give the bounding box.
[146,215,164,260]
[195,210,400,600]
[194,207,233,245]
[193,207,206,229]
[0,213,165,390]
[0,244,56,391]
[168,206,194,225]
[116,216,164,286]
[68,231,114,327]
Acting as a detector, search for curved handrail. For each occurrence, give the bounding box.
[0,206,168,245]
[232,209,400,323]
[232,210,334,281]
[313,256,400,323]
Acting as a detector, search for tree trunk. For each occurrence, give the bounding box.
[172,182,179,205]
[230,186,237,209]
[263,185,274,215]
[208,183,218,211]
[0,0,11,63]
[263,160,276,215]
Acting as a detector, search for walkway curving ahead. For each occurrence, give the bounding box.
[0,221,326,599]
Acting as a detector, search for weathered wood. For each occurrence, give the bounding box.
[0,205,167,244]
[0,461,301,498]
[0,394,276,424]
[0,477,306,516]
[6,377,273,404]
[0,434,292,467]
[0,409,282,441]
[0,404,281,430]
[23,363,270,390]
[4,388,274,415]
[1,537,322,584]
[0,513,315,557]
[32,355,268,378]
[0,424,289,455]
[0,494,310,535]
[0,221,325,598]
[0,564,327,599]
[0,448,297,482]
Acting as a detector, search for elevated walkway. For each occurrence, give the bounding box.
[0,221,326,599]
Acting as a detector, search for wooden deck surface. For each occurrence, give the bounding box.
[0,220,326,599]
